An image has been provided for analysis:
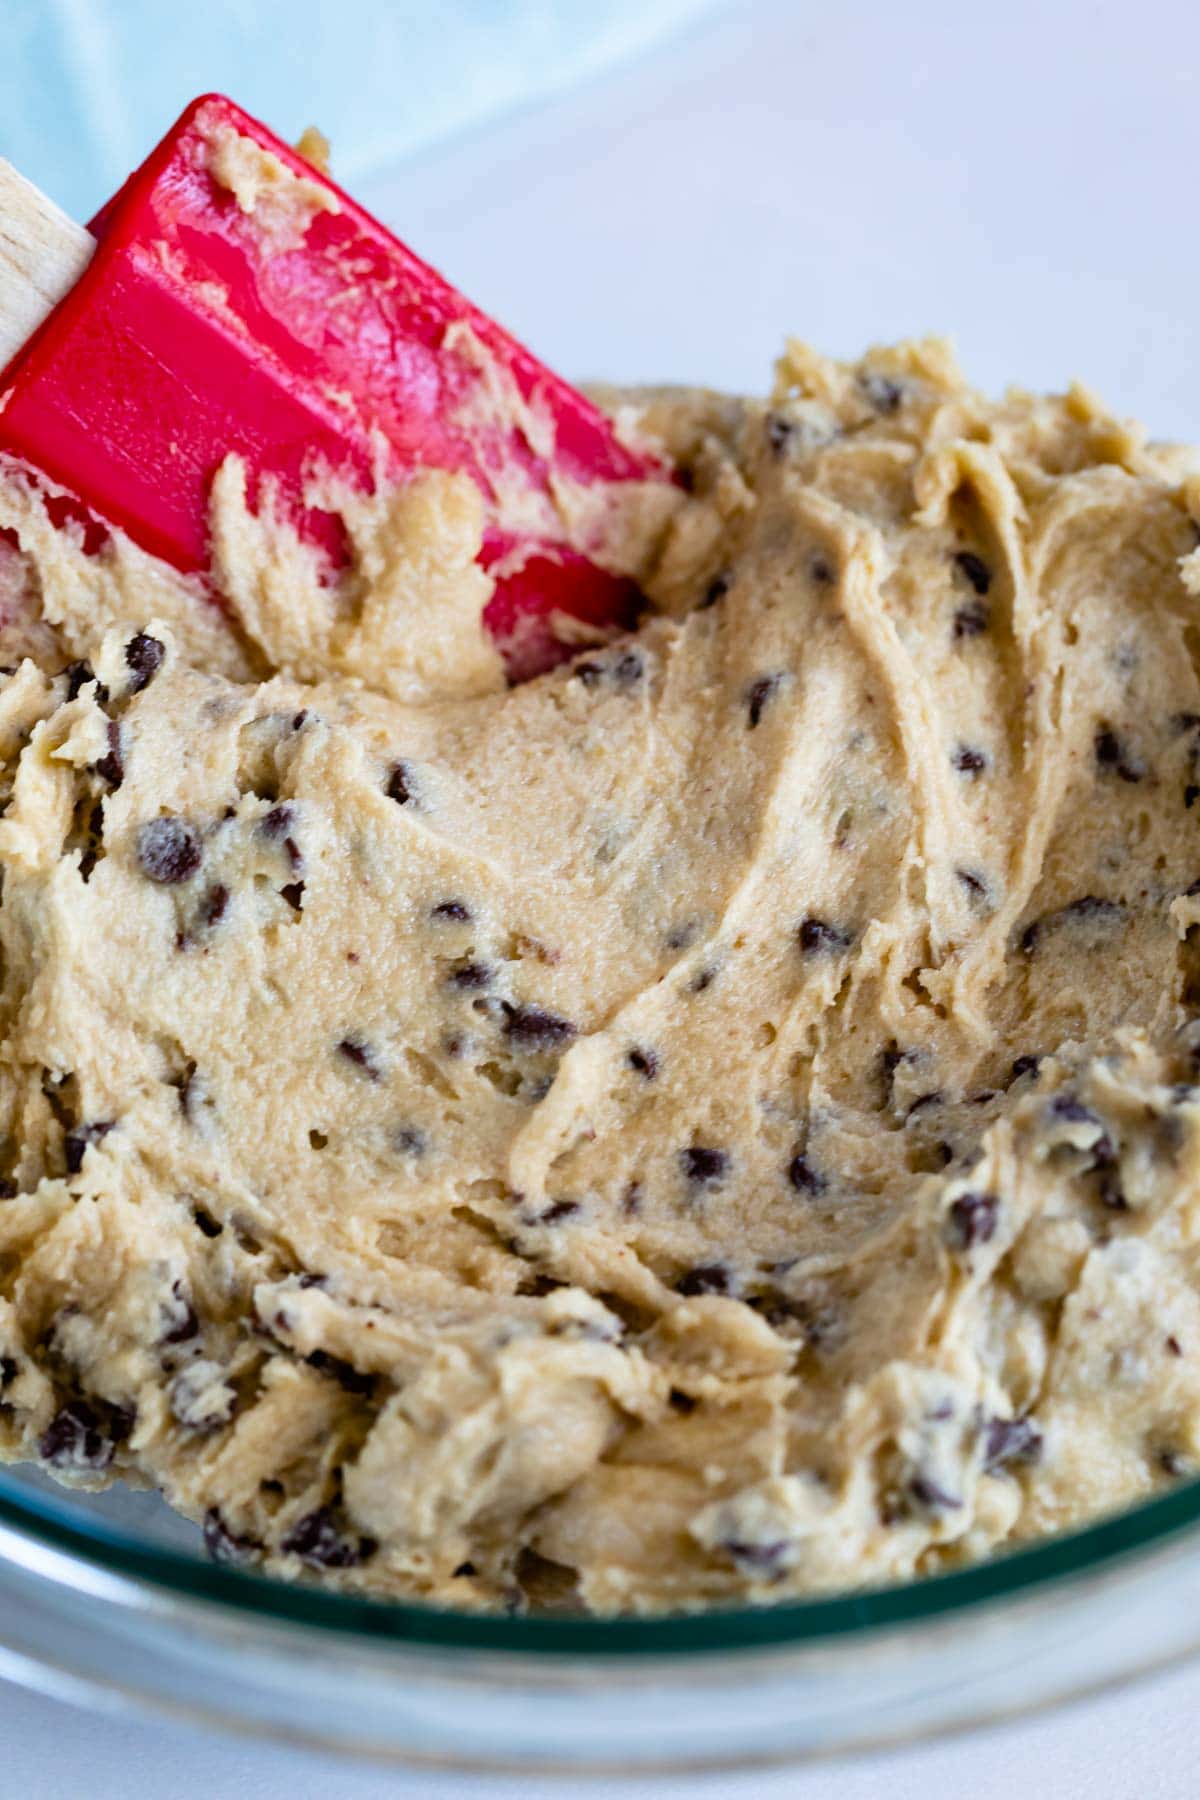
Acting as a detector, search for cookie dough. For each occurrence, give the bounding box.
[1,337,1199,1615]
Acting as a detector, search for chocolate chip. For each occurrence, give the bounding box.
[193,1206,223,1239]
[124,632,165,693]
[449,962,492,990]
[137,817,202,884]
[946,1191,999,1249]
[64,660,97,701]
[1186,785,1200,809]
[1094,727,1145,782]
[679,1146,729,1186]
[0,1356,16,1388]
[203,1508,260,1566]
[1010,1054,1042,1082]
[787,1151,826,1195]
[162,1280,199,1345]
[984,1415,1043,1473]
[431,900,471,922]
[675,1263,731,1295]
[385,761,414,805]
[668,1387,697,1414]
[574,660,604,687]
[688,966,716,993]
[1048,1093,1096,1125]
[538,1199,580,1226]
[501,1004,576,1050]
[953,602,990,639]
[908,1473,962,1512]
[280,1506,376,1569]
[627,1047,659,1079]
[453,1560,477,1578]
[260,804,294,841]
[956,867,989,900]
[953,551,992,596]
[94,719,124,788]
[721,1538,791,1575]
[860,372,904,414]
[797,916,852,955]
[765,412,795,455]
[337,1037,380,1079]
[201,883,229,928]
[280,881,304,911]
[747,675,780,729]
[39,1397,131,1471]
[951,744,988,776]
[305,1350,376,1397]
[1167,1335,1184,1357]
[699,573,730,609]
[810,554,835,585]
[64,1120,113,1175]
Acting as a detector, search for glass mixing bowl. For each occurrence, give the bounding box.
[0,1462,1199,1772]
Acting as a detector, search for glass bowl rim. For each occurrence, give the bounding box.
[1,1466,1199,1658]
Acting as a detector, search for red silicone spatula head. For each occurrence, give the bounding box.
[0,96,674,676]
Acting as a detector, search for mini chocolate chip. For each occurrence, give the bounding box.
[798,915,852,955]
[1011,1055,1043,1084]
[1167,1335,1184,1357]
[675,1262,731,1296]
[722,1538,791,1575]
[810,554,835,585]
[203,1508,260,1566]
[679,1146,729,1186]
[95,719,124,788]
[627,1047,659,1079]
[955,867,989,900]
[786,1152,825,1195]
[137,817,202,884]
[385,761,414,805]
[906,1090,943,1118]
[765,412,795,454]
[1160,1448,1188,1477]
[908,1473,962,1512]
[612,649,644,689]
[292,710,310,731]
[64,660,96,701]
[281,1506,376,1569]
[39,1398,130,1471]
[260,804,294,840]
[337,1037,380,1079]
[1096,1168,1127,1211]
[574,660,604,687]
[1048,1093,1096,1125]
[951,744,988,776]
[700,573,730,609]
[201,883,229,928]
[689,966,716,993]
[0,1180,14,1201]
[162,1281,200,1345]
[984,1414,1043,1472]
[1187,785,1200,809]
[953,551,992,595]
[305,1349,376,1397]
[193,1207,223,1238]
[393,1125,426,1155]
[861,372,904,414]
[953,602,990,640]
[431,900,471,922]
[449,962,492,990]
[501,1004,576,1050]
[539,1199,580,1226]
[1094,727,1145,782]
[668,1388,697,1414]
[64,1120,113,1175]
[746,674,781,729]
[124,632,165,693]
[280,881,305,911]
[947,1191,999,1249]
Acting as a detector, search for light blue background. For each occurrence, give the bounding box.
[4,0,717,218]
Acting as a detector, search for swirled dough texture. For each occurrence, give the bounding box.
[1,337,1200,1614]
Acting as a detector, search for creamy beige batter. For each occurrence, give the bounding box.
[0,336,1198,1614]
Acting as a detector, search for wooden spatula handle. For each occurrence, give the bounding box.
[0,161,92,373]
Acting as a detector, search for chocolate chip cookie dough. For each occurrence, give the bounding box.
[0,335,1199,1614]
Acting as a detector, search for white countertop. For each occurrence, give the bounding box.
[8,0,1200,1791]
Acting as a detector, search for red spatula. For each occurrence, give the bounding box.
[0,95,674,678]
